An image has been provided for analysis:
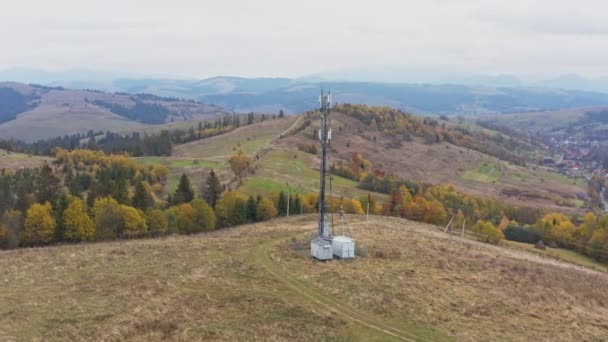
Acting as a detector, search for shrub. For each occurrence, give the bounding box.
[504,224,541,244]
[472,220,504,245]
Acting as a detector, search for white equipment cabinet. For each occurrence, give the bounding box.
[311,237,333,260]
[332,236,355,259]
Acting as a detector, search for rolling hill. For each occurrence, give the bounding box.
[2,215,607,341]
[0,82,225,141]
[34,76,608,115]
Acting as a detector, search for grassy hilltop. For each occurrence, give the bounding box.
[2,216,607,341]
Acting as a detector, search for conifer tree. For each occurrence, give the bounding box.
[229,198,246,226]
[113,174,130,204]
[246,196,257,222]
[174,173,195,204]
[54,193,70,241]
[36,163,61,204]
[278,191,288,216]
[293,194,302,215]
[202,170,222,207]
[132,179,152,211]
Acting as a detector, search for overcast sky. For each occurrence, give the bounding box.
[2,0,608,79]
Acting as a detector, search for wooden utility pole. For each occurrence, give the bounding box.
[443,215,455,234]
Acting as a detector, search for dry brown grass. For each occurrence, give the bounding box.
[1,216,607,341]
[0,149,53,170]
[275,216,608,341]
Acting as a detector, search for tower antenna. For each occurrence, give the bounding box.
[310,91,356,260]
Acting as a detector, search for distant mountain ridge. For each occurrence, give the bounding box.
[0,82,225,141]
[26,76,608,115]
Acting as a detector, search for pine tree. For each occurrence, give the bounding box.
[132,179,152,211]
[293,194,302,215]
[54,193,70,242]
[246,196,257,222]
[278,191,288,216]
[36,163,61,204]
[228,198,246,226]
[202,170,222,207]
[174,173,195,205]
[113,174,130,204]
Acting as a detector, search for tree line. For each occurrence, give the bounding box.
[0,113,268,157]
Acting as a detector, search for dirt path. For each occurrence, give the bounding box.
[250,239,446,342]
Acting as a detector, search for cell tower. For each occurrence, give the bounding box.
[310,91,356,260]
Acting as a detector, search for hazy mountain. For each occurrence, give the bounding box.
[0,82,224,141]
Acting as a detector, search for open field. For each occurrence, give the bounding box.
[0,149,54,170]
[2,216,608,341]
[238,148,388,200]
[173,117,297,161]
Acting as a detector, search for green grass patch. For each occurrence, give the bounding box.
[238,148,386,200]
[462,161,501,183]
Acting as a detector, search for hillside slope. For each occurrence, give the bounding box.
[0,82,224,141]
[274,110,586,214]
[1,216,606,341]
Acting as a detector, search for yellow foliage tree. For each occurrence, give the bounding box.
[93,197,123,240]
[228,150,252,181]
[342,198,364,215]
[256,198,278,221]
[146,209,168,233]
[24,202,55,245]
[215,191,248,227]
[472,220,503,245]
[120,205,148,236]
[63,198,95,241]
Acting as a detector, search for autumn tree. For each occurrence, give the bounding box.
[228,150,251,182]
[0,210,23,249]
[146,209,168,233]
[120,205,148,236]
[256,198,278,221]
[175,198,216,234]
[24,202,56,246]
[93,197,123,240]
[63,198,95,241]
[202,170,222,207]
[191,198,216,231]
[214,191,248,227]
[472,220,503,245]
